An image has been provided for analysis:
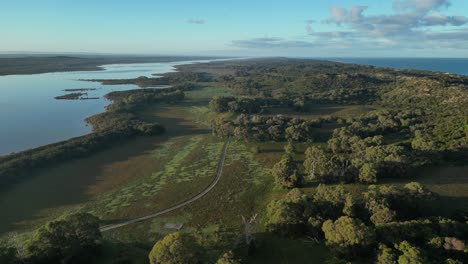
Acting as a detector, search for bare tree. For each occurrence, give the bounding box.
[241,214,257,246]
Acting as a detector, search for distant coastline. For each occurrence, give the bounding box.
[0,55,222,76]
[323,57,468,76]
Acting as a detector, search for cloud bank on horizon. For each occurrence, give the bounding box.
[233,0,468,55]
[1,0,467,56]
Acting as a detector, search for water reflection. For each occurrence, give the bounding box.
[0,60,211,155]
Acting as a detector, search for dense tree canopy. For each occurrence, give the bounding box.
[25,213,101,264]
[322,216,376,258]
[149,232,199,264]
[271,154,301,188]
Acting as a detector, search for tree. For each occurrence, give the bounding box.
[359,163,377,184]
[370,205,396,225]
[403,182,432,198]
[271,154,300,188]
[284,141,296,155]
[376,244,397,264]
[445,259,463,264]
[395,241,426,264]
[265,189,308,235]
[342,194,357,217]
[303,146,330,180]
[322,216,375,259]
[26,213,102,264]
[411,130,436,151]
[313,184,348,219]
[209,96,235,112]
[216,251,241,264]
[149,232,199,264]
[0,246,18,264]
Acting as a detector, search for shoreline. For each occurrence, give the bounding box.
[0,55,223,76]
[0,58,221,156]
[0,58,218,191]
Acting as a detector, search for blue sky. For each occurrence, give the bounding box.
[1,0,467,57]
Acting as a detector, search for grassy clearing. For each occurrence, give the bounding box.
[185,82,233,101]
[382,165,468,217]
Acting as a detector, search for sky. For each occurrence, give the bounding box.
[1,0,468,57]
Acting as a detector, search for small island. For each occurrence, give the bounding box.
[62,88,97,92]
[54,92,99,100]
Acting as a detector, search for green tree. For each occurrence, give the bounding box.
[322,216,375,259]
[209,96,235,112]
[370,205,396,225]
[271,154,300,188]
[0,246,17,264]
[377,244,397,264]
[395,241,426,264]
[359,163,378,184]
[445,259,463,264]
[284,141,296,155]
[313,184,348,219]
[216,251,241,264]
[411,130,436,151]
[149,232,199,264]
[265,188,308,235]
[403,182,432,198]
[342,194,357,217]
[26,213,101,263]
[303,146,330,180]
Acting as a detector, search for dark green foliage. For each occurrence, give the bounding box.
[212,115,325,142]
[284,141,296,155]
[394,241,427,264]
[25,213,102,264]
[0,246,18,264]
[271,154,301,188]
[322,216,376,259]
[265,189,310,236]
[359,163,378,184]
[148,232,199,264]
[363,183,437,223]
[312,184,348,219]
[375,218,467,245]
[376,244,398,264]
[216,251,241,264]
[209,96,262,113]
[303,146,333,181]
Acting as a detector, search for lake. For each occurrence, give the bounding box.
[0,60,212,155]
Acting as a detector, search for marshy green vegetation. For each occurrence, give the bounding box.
[0,58,467,263]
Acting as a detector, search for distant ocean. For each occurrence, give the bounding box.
[323,58,468,76]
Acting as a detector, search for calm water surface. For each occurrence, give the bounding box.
[0,60,212,155]
[326,58,468,76]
